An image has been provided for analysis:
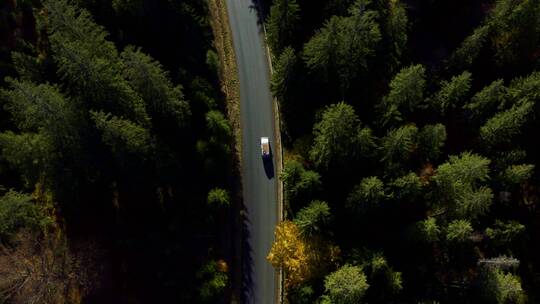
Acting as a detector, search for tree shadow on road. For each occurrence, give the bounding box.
[240,204,255,303]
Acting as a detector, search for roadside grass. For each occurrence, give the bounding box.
[208,1,243,303]
[208,0,241,161]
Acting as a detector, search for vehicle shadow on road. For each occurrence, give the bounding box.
[263,156,275,179]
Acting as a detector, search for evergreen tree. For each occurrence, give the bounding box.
[446,219,473,243]
[121,46,190,125]
[417,124,446,161]
[480,101,534,147]
[0,132,54,185]
[378,64,426,127]
[266,0,300,55]
[448,25,490,70]
[0,191,52,240]
[433,152,493,220]
[384,0,408,73]
[417,217,440,243]
[1,78,80,150]
[304,0,381,91]
[205,110,232,142]
[323,264,369,304]
[389,172,422,201]
[432,71,472,115]
[294,200,331,236]
[379,125,417,173]
[271,46,297,102]
[346,176,386,211]
[508,71,540,103]
[281,159,321,206]
[480,267,526,304]
[310,102,375,168]
[486,220,525,246]
[91,111,154,159]
[44,0,150,126]
[488,0,540,67]
[207,188,230,208]
[463,79,507,121]
[502,164,534,186]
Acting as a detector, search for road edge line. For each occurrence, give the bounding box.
[259,11,285,304]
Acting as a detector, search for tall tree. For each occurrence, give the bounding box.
[432,71,472,115]
[433,152,493,220]
[445,219,473,243]
[417,124,446,161]
[383,0,408,73]
[378,64,426,127]
[121,46,190,125]
[480,266,526,304]
[480,101,534,147]
[322,264,369,304]
[0,191,51,240]
[448,25,490,71]
[281,159,321,207]
[266,0,300,55]
[379,124,417,173]
[463,79,507,122]
[310,102,375,168]
[294,200,331,236]
[303,0,381,92]
[346,176,386,212]
[44,0,150,126]
[1,78,80,151]
[271,46,297,102]
[91,111,154,160]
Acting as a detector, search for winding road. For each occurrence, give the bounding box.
[226,0,279,303]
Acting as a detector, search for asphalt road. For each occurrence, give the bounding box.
[226,1,278,303]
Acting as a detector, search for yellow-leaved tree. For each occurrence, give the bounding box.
[267,221,340,288]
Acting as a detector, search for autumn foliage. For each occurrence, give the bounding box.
[267,221,339,288]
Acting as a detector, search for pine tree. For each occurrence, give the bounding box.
[417,217,440,243]
[480,101,534,147]
[91,111,153,159]
[433,152,493,220]
[417,124,446,161]
[486,220,525,246]
[44,0,150,126]
[0,191,52,240]
[384,0,408,72]
[266,0,300,55]
[121,46,190,125]
[207,188,231,208]
[323,264,369,304]
[294,200,331,236]
[281,159,321,206]
[304,1,381,91]
[463,79,507,121]
[432,71,472,115]
[379,64,426,127]
[1,78,80,150]
[446,219,473,243]
[379,125,417,173]
[346,176,386,211]
[448,25,490,70]
[271,46,297,102]
[310,102,374,168]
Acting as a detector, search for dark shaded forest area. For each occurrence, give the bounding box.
[265,0,540,303]
[0,0,234,303]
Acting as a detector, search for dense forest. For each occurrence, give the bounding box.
[265,0,540,303]
[0,0,235,302]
